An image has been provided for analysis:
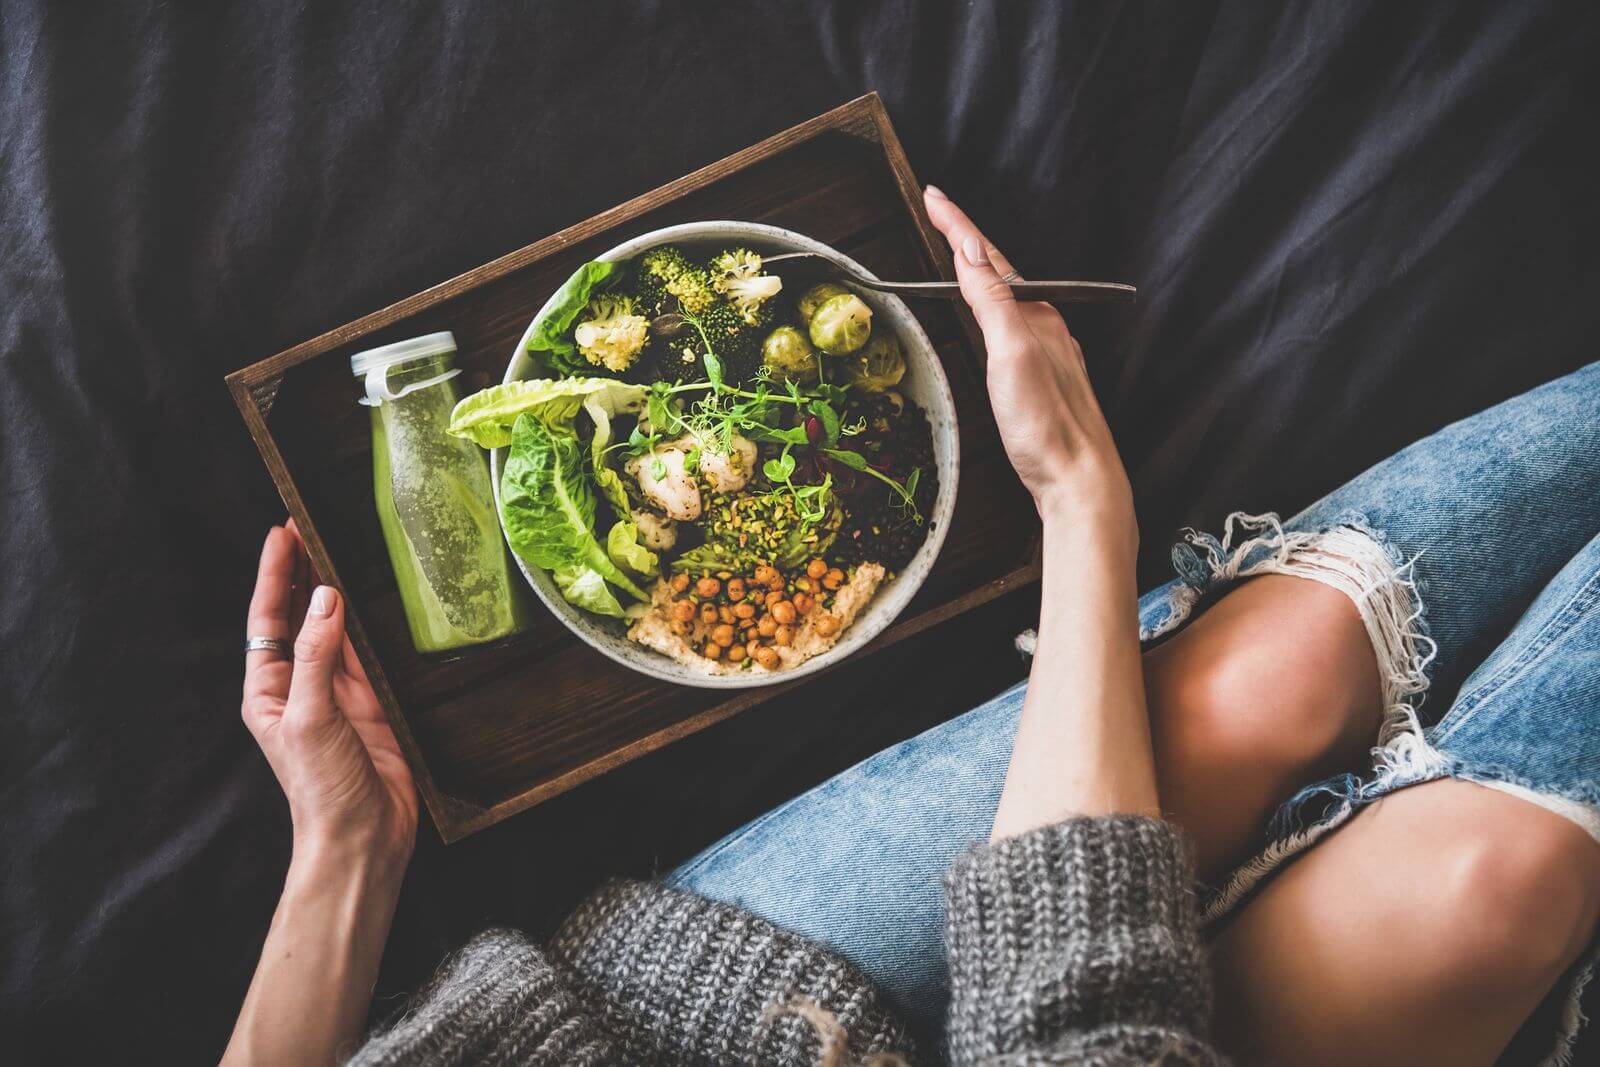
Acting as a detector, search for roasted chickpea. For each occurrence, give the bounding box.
[774,624,796,647]
[753,564,779,586]
[766,572,784,591]
[695,576,721,599]
[792,592,815,615]
[746,638,762,660]
[711,623,736,647]
[770,599,797,625]
[718,606,736,625]
[739,617,756,631]
[670,599,696,623]
[727,644,748,663]
[749,589,768,606]
[726,577,747,601]
[669,619,689,637]
[699,602,719,626]
[702,642,724,660]
[733,601,757,619]
[806,559,828,580]
[757,616,778,638]
[823,568,845,591]
[813,613,841,637]
[754,646,781,670]
[670,573,690,594]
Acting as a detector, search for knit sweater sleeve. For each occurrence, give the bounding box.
[345,928,611,1066]
[345,881,916,1067]
[944,815,1224,1066]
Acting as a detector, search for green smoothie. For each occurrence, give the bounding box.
[355,335,528,652]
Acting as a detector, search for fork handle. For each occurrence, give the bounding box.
[852,278,1138,303]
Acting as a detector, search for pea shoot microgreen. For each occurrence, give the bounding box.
[619,306,923,529]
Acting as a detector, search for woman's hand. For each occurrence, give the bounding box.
[924,187,1158,836]
[242,523,417,864]
[923,186,1135,546]
[225,524,418,1066]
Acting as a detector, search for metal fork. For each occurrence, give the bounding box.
[762,251,1137,303]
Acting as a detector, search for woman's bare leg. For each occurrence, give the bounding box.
[1210,778,1600,1066]
[1142,574,1385,881]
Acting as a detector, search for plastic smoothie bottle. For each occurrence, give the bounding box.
[351,333,528,652]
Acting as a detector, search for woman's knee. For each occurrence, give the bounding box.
[1146,575,1382,785]
[1424,791,1600,986]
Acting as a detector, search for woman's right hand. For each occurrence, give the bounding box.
[923,187,1135,545]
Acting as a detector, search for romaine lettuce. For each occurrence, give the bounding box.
[500,413,648,616]
[448,377,646,449]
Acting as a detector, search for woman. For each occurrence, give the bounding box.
[224,189,1600,1066]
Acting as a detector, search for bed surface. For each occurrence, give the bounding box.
[3,3,1596,1061]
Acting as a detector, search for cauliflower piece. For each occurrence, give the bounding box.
[631,508,678,551]
[626,447,701,521]
[574,295,649,373]
[710,249,783,325]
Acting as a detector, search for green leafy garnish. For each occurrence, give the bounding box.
[824,448,924,522]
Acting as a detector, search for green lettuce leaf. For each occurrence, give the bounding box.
[552,564,626,618]
[499,413,648,613]
[582,393,634,521]
[448,377,646,449]
[529,260,617,375]
[581,395,659,579]
[606,521,659,578]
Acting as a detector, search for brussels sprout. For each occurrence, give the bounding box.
[796,282,850,323]
[761,325,820,382]
[841,332,906,392]
[808,293,873,355]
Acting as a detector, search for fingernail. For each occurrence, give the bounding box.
[924,184,947,200]
[310,586,335,617]
[962,236,988,266]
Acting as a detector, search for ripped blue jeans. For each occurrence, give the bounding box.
[670,360,1600,1062]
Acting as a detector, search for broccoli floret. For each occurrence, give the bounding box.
[573,295,650,373]
[702,298,772,368]
[640,246,692,285]
[665,267,717,315]
[709,248,783,325]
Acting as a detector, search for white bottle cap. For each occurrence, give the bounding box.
[350,331,457,376]
[350,332,461,407]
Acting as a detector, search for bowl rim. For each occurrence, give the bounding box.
[490,220,960,688]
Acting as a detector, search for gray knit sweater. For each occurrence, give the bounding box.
[349,816,1220,1065]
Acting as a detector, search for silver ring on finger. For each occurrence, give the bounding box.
[1000,268,1021,284]
[245,635,293,657]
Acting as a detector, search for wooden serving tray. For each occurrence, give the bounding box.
[227,94,1040,842]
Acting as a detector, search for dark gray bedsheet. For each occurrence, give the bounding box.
[3,3,1596,1062]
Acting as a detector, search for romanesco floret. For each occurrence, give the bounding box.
[573,295,650,373]
[710,248,783,325]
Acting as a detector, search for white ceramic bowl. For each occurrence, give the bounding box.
[491,221,960,688]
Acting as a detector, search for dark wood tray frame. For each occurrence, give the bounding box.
[227,94,1041,843]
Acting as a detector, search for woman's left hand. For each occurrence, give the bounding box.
[242,523,417,865]
[226,524,418,1065]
